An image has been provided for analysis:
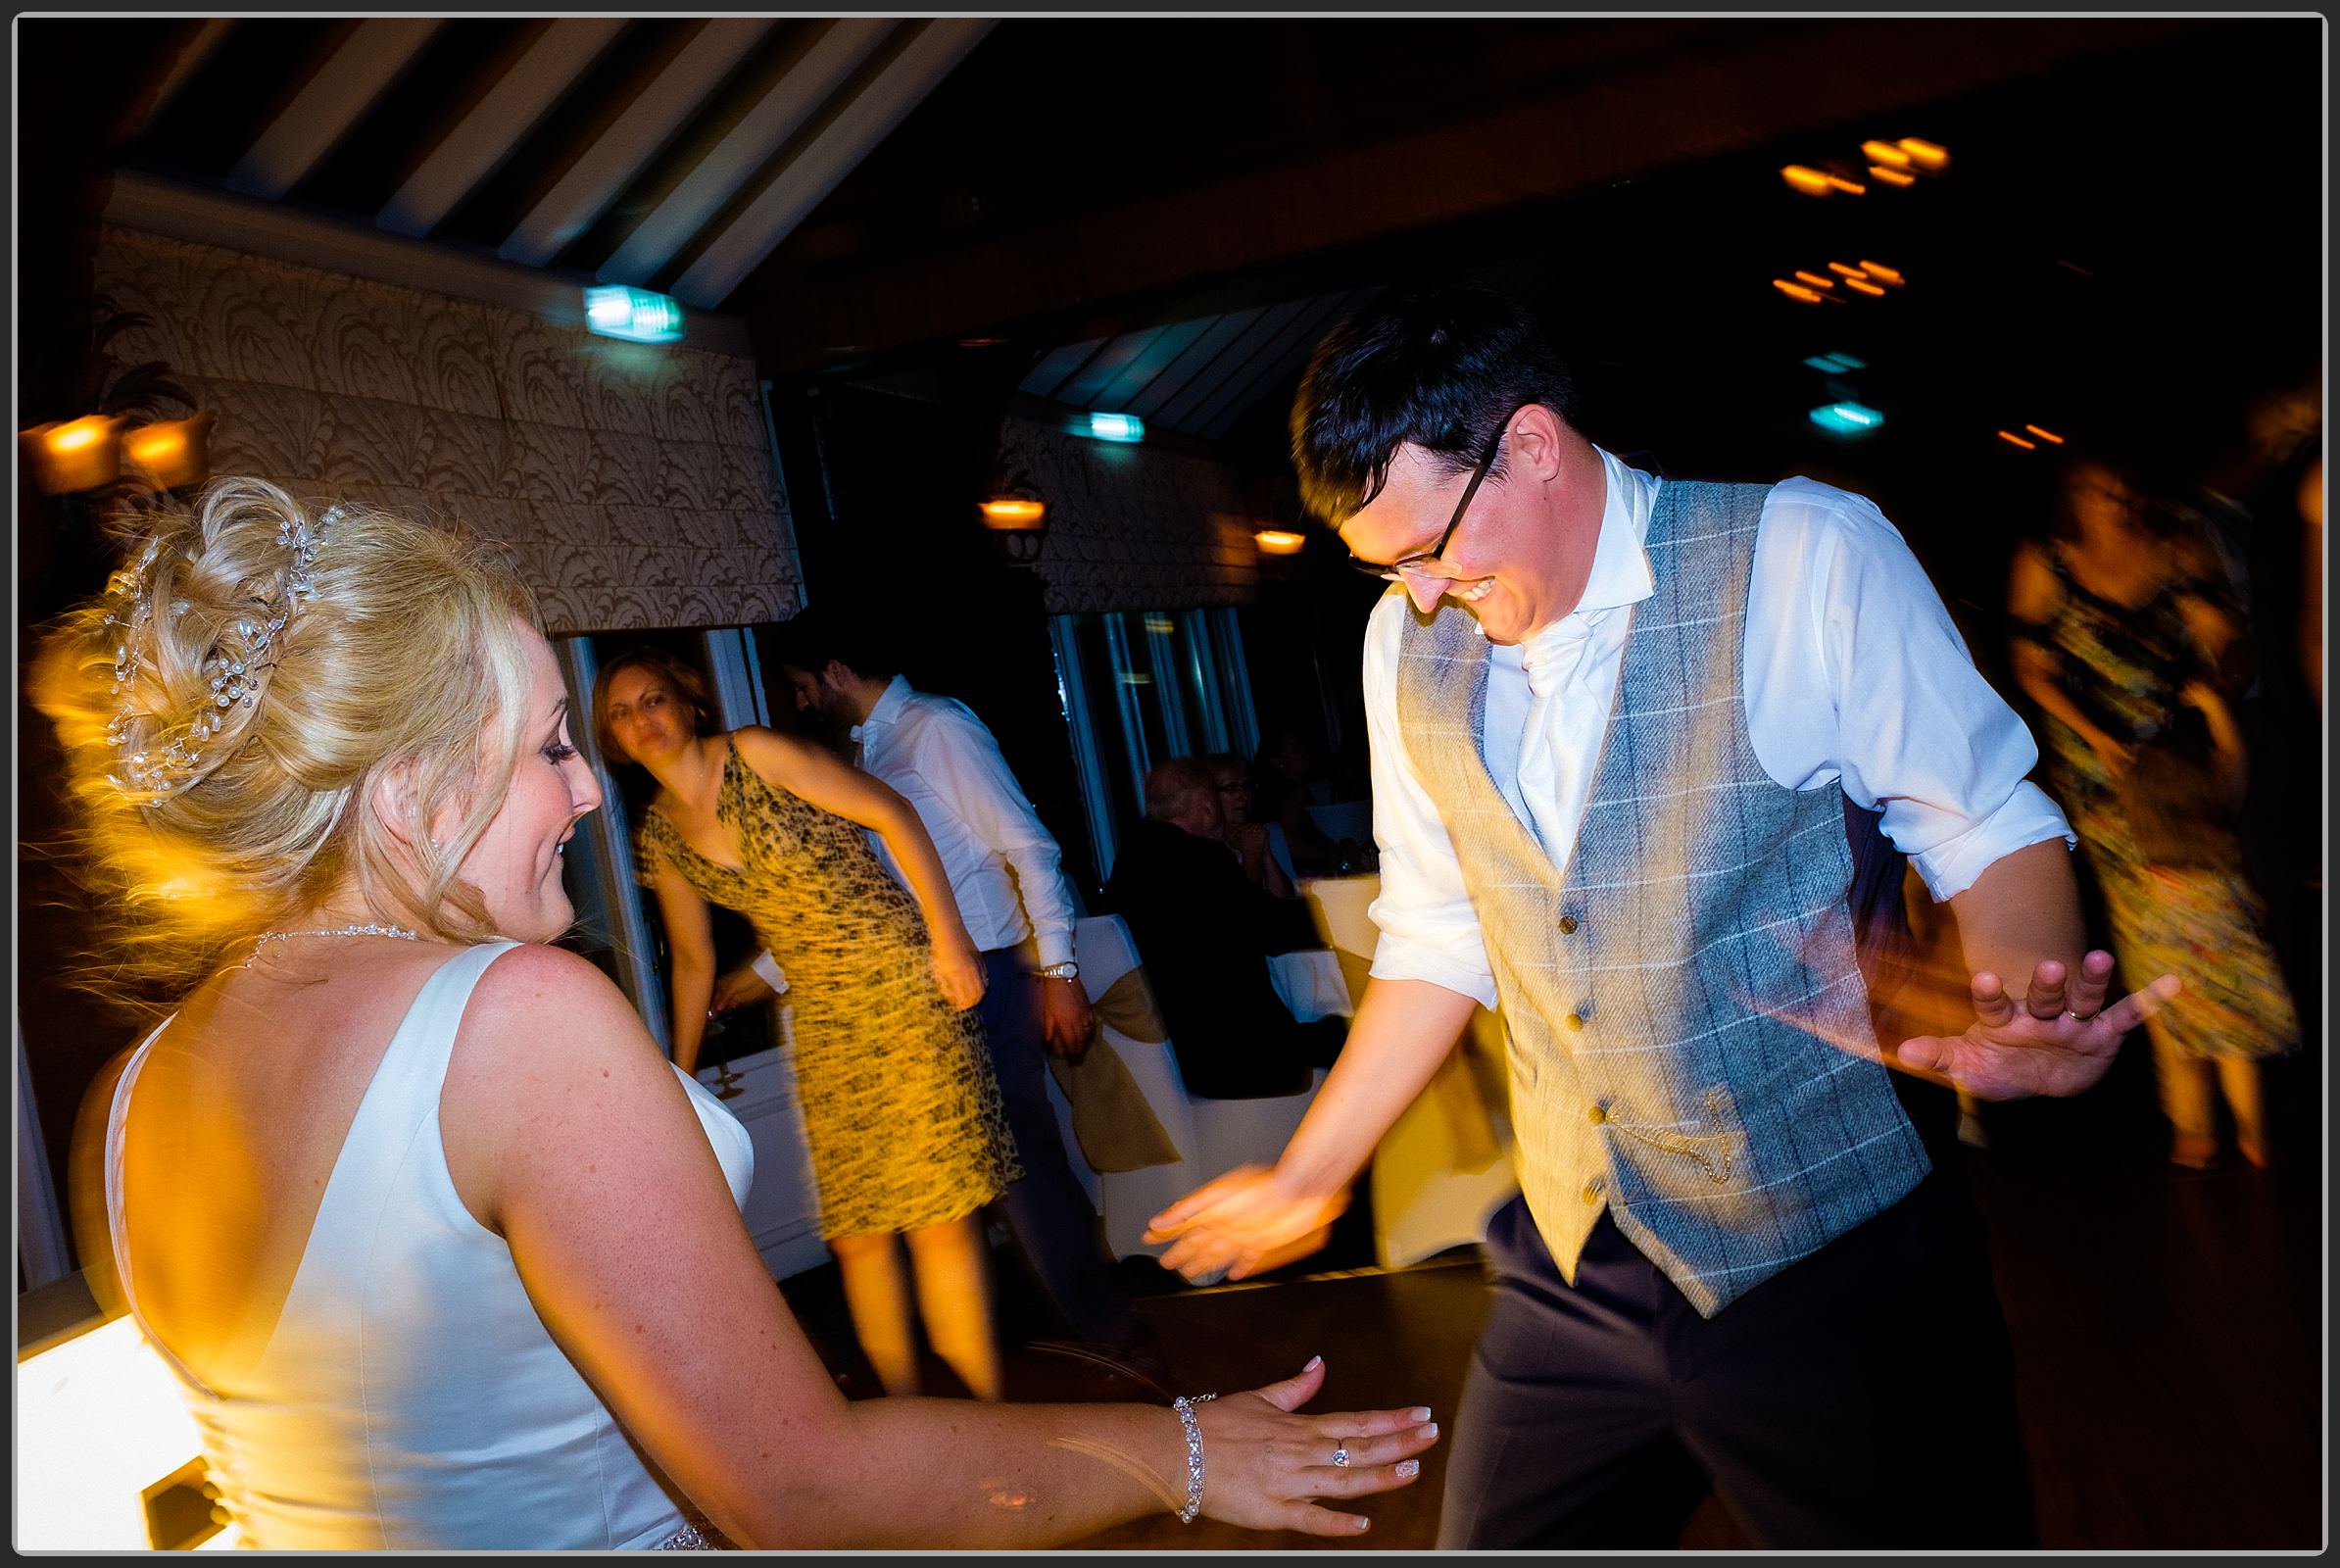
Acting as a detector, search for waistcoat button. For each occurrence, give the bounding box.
[1558,913,1579,933]
[1565,1012,1584,1032]
[1586,1102,1608,1125]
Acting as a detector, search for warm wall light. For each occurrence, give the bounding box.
[1773,279,1825,305]
[1781,165,1833,196]
[1254,528,1306,556]
[122,413,214,490]
[25,416,122,493]
[1858,261,1904,285]
[1862,140,1913,167]
[1870,165,1917,187]
[1793,270,1837,289]
[1824,174,1866,195]
[978,498,1047,529]
[2025,424,2066,444]
[1828,263,1868,279]
[1843,277,1887,297]
[1996,429,2038,450]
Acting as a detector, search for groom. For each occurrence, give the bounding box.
[1146,285,2178,1548]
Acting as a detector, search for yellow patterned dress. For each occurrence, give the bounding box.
[2018,550,2301,1064]
[636,737,1020,1238]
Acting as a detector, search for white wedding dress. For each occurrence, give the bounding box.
[105,940,755,1549]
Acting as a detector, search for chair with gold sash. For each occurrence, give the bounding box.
[1043,914,1328,1261]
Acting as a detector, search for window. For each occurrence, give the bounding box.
[1048,607,1258,878]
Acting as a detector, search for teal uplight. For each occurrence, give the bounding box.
[1087,412,1146,443]
[583,285,684,343]
[1809,401,1883,434]
[1803,352,1869,374]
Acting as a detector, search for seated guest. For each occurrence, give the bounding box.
[1105,759,1344,1100]
[1202,752,1297,898]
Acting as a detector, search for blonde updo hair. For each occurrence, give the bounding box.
[34,477,545,988]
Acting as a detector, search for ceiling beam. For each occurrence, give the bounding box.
[223,19,443,200]
[743,18,2211,372]
[498,19,777,268]
[125,18,237,138]
[377,19,627,239]
[670,18,997,310]
[595,17,899,288]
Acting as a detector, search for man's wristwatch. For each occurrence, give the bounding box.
[1034,960,1081,982]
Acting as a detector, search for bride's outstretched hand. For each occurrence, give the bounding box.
[1188,1356,1440,1537]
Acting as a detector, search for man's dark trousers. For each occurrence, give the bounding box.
[1438,1171,2035,1548]
[974,947,1137,1352]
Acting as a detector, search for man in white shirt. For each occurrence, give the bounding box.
[1146,286,2179,1547]
[757,611,1146,1374]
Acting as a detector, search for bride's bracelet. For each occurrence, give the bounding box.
[1171,1393,1216,1524]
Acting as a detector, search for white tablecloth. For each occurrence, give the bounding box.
[1267,949,1354,1023]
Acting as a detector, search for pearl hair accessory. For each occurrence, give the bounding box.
[104,504,340,802]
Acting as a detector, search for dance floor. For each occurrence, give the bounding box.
[779,1040,2323,1550]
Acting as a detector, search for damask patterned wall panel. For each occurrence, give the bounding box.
[93,226,800,634]
[997,413,1261,614]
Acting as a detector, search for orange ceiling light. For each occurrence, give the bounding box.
[1773,279,1825,305]
[1858,261,1905,285]
[2024,424,2066,445]
[1781,165,1834,196]
[1996,430,2038,450]
[1793,270,1837,289]
[1862,140,1913,167]
[1898,137,1950,170]
[1842,277,1887,297]
[1869,165,1917,187]
[1824,173,1867,195]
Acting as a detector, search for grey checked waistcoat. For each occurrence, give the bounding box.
[1394,479,1929,1315]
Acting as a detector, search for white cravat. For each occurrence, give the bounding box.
[1508,612,1612,872]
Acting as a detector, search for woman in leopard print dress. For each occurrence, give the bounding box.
[594,648,1020,1400]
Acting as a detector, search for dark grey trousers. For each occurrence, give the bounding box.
[974,946,1135,1351]
[1438,1173,2035,1549]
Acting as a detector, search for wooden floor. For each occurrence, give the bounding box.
[779,1039,2323,1551]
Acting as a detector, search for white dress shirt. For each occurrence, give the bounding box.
[849,676,1081,967]
[1364,448,2074,1009]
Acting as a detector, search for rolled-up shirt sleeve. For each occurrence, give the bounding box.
[1747,477,2076,906]
[1359,591,1500,1009]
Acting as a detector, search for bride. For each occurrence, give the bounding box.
[35,476,1440,1550]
